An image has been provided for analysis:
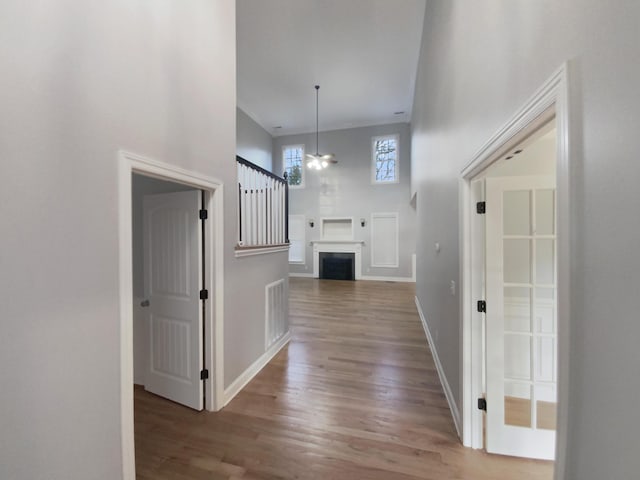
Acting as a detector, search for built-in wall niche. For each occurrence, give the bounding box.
[320,217,354,240]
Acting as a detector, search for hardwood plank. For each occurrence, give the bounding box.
[135,278,553,479]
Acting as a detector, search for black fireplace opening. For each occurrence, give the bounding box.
[319,252,355,281]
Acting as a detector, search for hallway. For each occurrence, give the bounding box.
[135,278,552,479]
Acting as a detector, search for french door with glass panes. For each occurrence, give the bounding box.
[485,176,557,460]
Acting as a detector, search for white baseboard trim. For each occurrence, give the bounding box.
[223,331,291,406]
[414,296,461,438]
[290,272,415,282]
[361,274,415,283]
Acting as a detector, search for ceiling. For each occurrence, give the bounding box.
[236,0,427,137]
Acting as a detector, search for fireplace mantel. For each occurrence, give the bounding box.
[312,241,363,279]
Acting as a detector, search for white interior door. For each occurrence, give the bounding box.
[485,176,557,459]
[143,190,203,410]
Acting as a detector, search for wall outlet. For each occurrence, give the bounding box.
[450,280,456,295]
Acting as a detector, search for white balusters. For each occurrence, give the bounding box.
[237,158,288,247]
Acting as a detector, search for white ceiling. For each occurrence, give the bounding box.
[237,0,427,137]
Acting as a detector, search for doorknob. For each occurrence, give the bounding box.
[140,299,150,307]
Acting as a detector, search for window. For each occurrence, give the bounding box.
[372,135,399,183]
[283,145,304,187]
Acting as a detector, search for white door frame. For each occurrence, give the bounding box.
[459,63,571,479]
[118,151,225,479]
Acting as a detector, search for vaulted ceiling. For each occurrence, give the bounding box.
[237,0,427,137]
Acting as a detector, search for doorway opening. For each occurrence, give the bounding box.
[118,151,225,479]
[459,64,572,478]
[477,120,558,460]
[132,174,205,409]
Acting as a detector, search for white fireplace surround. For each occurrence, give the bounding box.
[312,241,364,279]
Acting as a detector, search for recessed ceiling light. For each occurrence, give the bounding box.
[394,111,405,115]
[273,126,282,129]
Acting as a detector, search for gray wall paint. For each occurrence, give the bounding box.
[237,107,273,171]
[411,1,640,478]
[0,2,288,478]
[274,123,416,279]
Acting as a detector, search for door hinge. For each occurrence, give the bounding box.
[478,398,487,411]
[200,369,209,380]
[476,201,486,214]
[199,209,208,220]
[477,300,486,313]
[200,289,208,300]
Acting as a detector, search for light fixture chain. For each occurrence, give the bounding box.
[315,85,320,155]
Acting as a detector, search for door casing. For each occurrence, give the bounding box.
[459,63,572,480]
[118,151,225,480]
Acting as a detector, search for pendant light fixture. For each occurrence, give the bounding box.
[306,85,336,170]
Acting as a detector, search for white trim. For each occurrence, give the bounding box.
[313,241,362,279]
[370,212,400,268]
[310,240,364,245]
[371,134,400,184]
[459,63,571,477]
[223,331,291,405]
[288,214,306,264]
[360,275,414,283]
[282,144,305,188]
[415,296,461,437]
[290,273,414,283]
[118,151,226,480]
[235,244,289,258]
[320,216,354,241]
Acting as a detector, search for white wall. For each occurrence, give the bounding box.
[274,123,416,279]
[237,107,273,171]
[411,1,640,478]
[0,2,288,478]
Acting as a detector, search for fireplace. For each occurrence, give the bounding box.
[319,252,355,281]
[312,240,363,280]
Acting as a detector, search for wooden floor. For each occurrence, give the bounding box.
[135,278,553,479]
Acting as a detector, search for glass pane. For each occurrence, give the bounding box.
[536,189,555,235]
[504,334,531,380]
[504,190,531,235]
[505,382,532,427]
[535,384,557,430]
[536,239,555,284]
[504,239,531,283]
[535,336,556,382]
[504,287,532,332]
[535,288,556,334]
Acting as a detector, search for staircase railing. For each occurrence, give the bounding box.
[236,156,289,248]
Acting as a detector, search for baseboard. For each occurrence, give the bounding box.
[360,274,415,283]
[414,296,461,438]
[290,273,415,282]
[223,331,291,406]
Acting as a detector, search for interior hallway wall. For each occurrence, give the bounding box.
[237,107,273,171]
[0,1,290,478]
[411,1,640,478]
